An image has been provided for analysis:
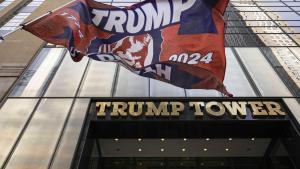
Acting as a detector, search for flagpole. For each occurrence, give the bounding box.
[0,26,22,41]
[21,0,77,26]
[0,0,77,41]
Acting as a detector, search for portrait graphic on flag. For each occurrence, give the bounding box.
[23,0,232,96]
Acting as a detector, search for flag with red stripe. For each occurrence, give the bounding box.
[23,0,232,96]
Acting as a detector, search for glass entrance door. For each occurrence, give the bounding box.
[85,138,296,169]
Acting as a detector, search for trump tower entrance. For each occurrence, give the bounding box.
[72,98,300,169]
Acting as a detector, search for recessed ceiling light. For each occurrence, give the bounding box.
[225,148,229,151]
[161,138,165,142]
[138,138,142,142]
[183,138,187,141]
[229,138,232,141]
[161,148,165,152]
[138,148,142,152]
[203,148,208,151]
[251,138,255,141]
[114,138,119,141]
[182,148,186,152]
[206,138,210,141]
[139,162,143,166]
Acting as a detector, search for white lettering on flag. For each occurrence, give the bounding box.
[91,0,197,33]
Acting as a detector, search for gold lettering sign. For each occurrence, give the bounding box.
[222,101,247,118]
[248,102,268,117]
[94,100,287,119]
[170,102,184,116]
[145,102,170,116]
[263,101,286,116]
[206,102,226,117]
[95,102,111,117]
[128,102,144,117]
[111,102,128,117]
[189,102,204,117]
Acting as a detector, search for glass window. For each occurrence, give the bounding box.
[50,99,90,169]
[257,34,296,46]
[251,27,283,34]
[114,66,149,97]
[44,54,88,97]
[0,0,16,12]
[267,12,300,21]
[270,48,300,90]
[231,2,256,7]
[78,61,117,97]
[289,47,300,60]
[284,98,300,124]
[186,89,221,97]
[223,48,256,97]
[0,0,46,36]
[261,7,291,12]
[0,13,30,36]
[5,99,73,169]
[238,12,271,20]
[289,34,300,46]
[285,2,300,7]
[10,48,65,97]
[256,2,285,7]
[276,21,300,27]
[150,79,185,97]
[0,99,38,168]
[235,47,292,97]
[19,6,39,13]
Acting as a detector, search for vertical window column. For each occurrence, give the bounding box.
[0,0,15,11]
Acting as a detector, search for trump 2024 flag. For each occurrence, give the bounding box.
[23,0,232,96]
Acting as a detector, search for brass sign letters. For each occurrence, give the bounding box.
[95,100,286,119]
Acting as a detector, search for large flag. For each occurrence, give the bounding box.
[23,0,232,96]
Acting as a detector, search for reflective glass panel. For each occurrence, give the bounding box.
[114,67,149,97]
[44,54,88,97]
[150,79,185,97]
[50,99,90,169]
[78,61,116,97]
[10,48,65,97]
[224,48,256,96]
[5,99,73,169]
[0,99,38,168]
[235,47,292,97]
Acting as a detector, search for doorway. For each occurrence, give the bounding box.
[73,119,300,169]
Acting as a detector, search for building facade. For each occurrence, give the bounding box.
[0,0,300,169]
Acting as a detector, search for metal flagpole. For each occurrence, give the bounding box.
[0,26,22,41]
[0,11,52,42]
[0,0,77,42]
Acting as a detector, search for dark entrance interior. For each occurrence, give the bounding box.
[73,119,300,169]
